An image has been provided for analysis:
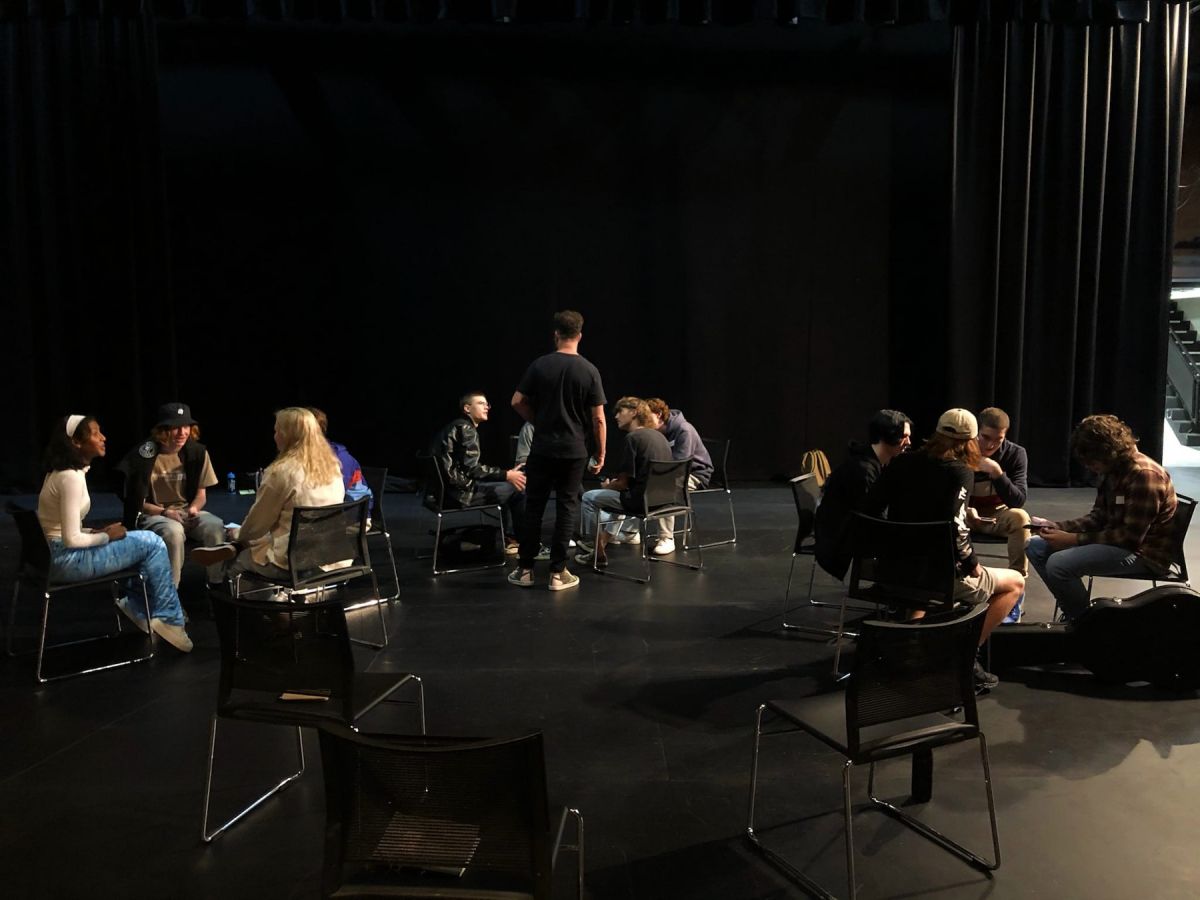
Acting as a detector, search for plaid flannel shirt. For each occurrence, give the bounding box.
[1058,452,1177,574]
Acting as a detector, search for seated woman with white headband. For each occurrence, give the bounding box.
[37,414,194,653]
[192,407,345,582]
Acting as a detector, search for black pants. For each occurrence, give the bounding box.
[519,454,587,572]
[471,481,526,539]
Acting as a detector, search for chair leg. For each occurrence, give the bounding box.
[201,716,306,843]
[692,490,738,550]
[865,737,1001,873]
[372,530,400,602]
[745,704,840,900]
[843,761,857,900]
[551,806,585,899]
[782,553,842,638]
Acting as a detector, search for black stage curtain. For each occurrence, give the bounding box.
[948,1,1189,485]
[1,0,173,490]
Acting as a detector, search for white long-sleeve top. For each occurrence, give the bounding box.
[233,462,343,568]
[38,468,109,548]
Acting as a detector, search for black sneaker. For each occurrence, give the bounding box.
[973,660,999,693]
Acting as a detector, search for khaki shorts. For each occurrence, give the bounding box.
[954,564,999,605]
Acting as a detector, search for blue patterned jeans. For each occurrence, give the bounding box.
[48,531,186,626]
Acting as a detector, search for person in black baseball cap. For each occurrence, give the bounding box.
[115,402,227,590]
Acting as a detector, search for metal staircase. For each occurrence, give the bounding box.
[1167,300,1200,446]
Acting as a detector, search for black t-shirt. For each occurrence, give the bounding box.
[618,427,673,511]
[517,351,607,458]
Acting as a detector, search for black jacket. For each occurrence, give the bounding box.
[115,439,210,529]
[814,442,885,580]
[428,418,506,508]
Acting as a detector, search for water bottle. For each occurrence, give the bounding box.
[226,471,237,493]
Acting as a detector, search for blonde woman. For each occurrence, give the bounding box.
[193,407,345,580]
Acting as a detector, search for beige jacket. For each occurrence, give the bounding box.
[234,462,344,569]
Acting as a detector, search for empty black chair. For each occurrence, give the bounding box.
[228,498,388,649]
[688,436,736,548]
[417,452,507,576]
[833,514,959,675]
[317,725,583,899]
[359,466,400,602]
[590,458,703,584]
[747,603,1000,899]
[779,473,842,637]
[6,503,153,683]
[201,593,425,842]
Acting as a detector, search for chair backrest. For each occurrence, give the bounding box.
[642,458,691,514]
[417,452,447,511]
[845,603,987,755]
[212,593,358,724]
[847,513,958,610]
[1167,493,1196,580]
[359,466,388,529]
[286,499,371,589]
[700,437,730,491]
[318,725,553,899]
[789,474,820,553]
[6,503,51,581]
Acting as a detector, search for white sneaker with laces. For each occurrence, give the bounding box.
[652,538,676,556]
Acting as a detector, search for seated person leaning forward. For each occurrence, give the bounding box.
[814,408,911,581]
[576,397,672,568]
[192,407,345,584]
[966,406,1031,575]
[428,392,527,554]
[642,398,714,556]
[116,402,226,589]
[873,408,1023,690]
[1027,414,1177,622]
[39,415,193,652]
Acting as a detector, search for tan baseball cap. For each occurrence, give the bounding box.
[936,408,978,440]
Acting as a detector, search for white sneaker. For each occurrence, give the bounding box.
[150,618,194,653]
[114,596,149,634]
[652,538,676,556]
[548,569,580,592]
[610,531,641,545]
[191,543,237,566]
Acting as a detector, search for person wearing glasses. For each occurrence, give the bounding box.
[966,407,1031,574]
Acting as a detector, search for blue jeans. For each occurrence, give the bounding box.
[580,488,629,539]
[1027,536,1152,620]
[49,531,186,626]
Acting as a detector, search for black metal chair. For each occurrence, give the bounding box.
[589,459,703,584]
[317,725,583,899]
[229,498,388,649]
[6,503,154,683]
[417,453,507,576]
[833,514,959,676]
[200,593,425,843]
[688,436,736,549]
[1084,492,1196,600]
[747,603,1000,900]
[779,473,842,638]
[359,466,400,602]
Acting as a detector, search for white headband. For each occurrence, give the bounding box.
[65,414,86,437]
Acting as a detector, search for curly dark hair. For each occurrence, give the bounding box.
[1070,414,1137,469]
[42,416,97,472]
[921,431,982,470]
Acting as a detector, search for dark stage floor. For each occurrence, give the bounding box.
[2,476,1200,899]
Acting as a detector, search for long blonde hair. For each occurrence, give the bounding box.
[268,407,341,487]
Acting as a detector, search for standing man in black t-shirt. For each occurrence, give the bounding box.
[510,311,607,591]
